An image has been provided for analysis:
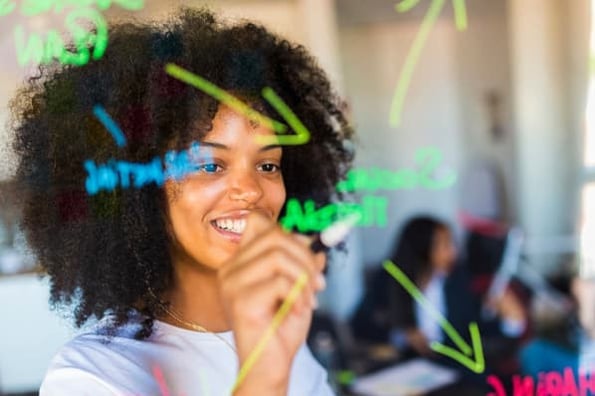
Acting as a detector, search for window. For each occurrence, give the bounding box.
[585,0,595,166]
[580,0,595,278]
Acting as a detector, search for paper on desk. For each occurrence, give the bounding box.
[351,358,459,396]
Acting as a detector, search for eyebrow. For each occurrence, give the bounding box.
[201,141,282,152]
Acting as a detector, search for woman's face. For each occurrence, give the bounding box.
[430,227,457,274]
[164,105,286,271]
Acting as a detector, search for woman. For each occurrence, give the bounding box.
[11,8,352,395]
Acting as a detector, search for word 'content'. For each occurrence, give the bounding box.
[280,195,388,233]
[336,147,456,193]
[84,142,201,195]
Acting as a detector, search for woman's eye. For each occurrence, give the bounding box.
[198,163,222,173]
[258,163,281,173]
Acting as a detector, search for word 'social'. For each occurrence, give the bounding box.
[336,147,456,193]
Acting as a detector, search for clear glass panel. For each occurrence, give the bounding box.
[585,0,595,165]
[581,182,595,277]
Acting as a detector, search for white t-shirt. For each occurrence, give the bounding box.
[40,316,334,396]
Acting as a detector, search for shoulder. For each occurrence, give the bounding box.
[40,318,160,396]
[40,366,124,396]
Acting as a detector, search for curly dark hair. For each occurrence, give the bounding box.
[10,8,353,339]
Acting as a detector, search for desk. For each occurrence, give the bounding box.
[342,344,486,396]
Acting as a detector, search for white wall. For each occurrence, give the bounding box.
[0,275,73,393]
[339,19,464,265]
[454,0,517,222]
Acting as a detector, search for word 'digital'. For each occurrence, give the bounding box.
[84,142,201,195]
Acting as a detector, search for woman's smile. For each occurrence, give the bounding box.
[209,210,264,242]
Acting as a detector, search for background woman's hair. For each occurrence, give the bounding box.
[388,216,448,329]
[10,7,353,338]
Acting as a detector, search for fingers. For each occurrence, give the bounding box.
[220,213,326,297]
[219,211,328,331]
[239,211,278,247]
[236,228,322,279]
[229,272,316,323]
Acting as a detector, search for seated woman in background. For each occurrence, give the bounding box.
[351,216,527,372]
[11,8,353,396]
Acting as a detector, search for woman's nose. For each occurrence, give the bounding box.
[228,169,264,203]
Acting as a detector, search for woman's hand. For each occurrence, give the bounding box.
[218,212,326,396]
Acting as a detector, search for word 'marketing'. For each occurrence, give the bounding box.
[280,195,387,232]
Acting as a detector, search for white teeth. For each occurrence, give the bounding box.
[215,218,247,234]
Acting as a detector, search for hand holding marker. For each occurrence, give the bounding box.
[231,212,361,392]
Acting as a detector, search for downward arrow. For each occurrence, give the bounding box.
[165,63,310,146]
[431,322,485,374]
[389,0,468,127]
[383,260,485,374]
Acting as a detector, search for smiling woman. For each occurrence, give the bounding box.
[10,7,353,396]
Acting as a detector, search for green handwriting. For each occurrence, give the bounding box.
[165,64,311,146]
[280,195,388,232]
[389,0,468,127]
[0,0,15,16]
[15,7,108,66]
[0,0,144,17]
[336,147,456,193]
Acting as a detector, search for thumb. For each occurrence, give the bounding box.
[240,211,277,247]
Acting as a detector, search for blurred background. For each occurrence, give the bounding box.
[0,0,593,394]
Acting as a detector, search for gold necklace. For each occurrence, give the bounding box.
[148,289,237,353]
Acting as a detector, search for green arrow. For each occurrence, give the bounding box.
[382,260,485,373]
[431,322,485,374]
[258,87,310,146]
[389,0,468,128]
[164,63,310,146]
